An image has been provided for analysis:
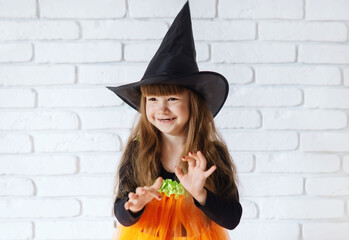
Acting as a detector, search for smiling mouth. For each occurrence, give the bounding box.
[157,117,176,122]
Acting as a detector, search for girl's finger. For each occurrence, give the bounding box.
[135,187,145,195]
[143,186,162,200]
[152,177,163,190]
[125,201,135,210]
[175,166,184,181]
[204,165,217,178]
[189,152,203,169]
[132,194,139,200]
[197,151,207,170]
[124,202,130,210]
[128,192,135,199]
[182,156,196,168]
[128,194,139,202]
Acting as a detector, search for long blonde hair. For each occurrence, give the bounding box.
[114,84,239,200]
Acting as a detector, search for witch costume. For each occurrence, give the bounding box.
[107,1,242,239]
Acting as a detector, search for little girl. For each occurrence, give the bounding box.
[107,2,242,239]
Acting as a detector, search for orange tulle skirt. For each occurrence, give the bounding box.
[112,194,230,240]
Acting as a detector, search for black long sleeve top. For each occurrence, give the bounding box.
[114,164,242,230]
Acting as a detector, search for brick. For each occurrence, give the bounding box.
[344,68,349,86]
[240,175,303,196]
[193,44,210,61]
[299,45,349,64]
[128,0,216,18]
[219,0,303,19]
[240,200,258,219]
[0,43,32,63]
[231,153,254,173]
[260,199,344,219]
[82,20,167,40]
[212,43,295,63]
[125,42,209,62]
[193,44,211,61]
[116,129,135,149]
[222,131,298,151]
[0,0,36,18]
[36,220,114,239]
[305,88,349,109]
[79,108,138,129]
[0,89,35,108]
[35,42,122,63]
[0,199,80,218]
[0,222,32,239]
[256,66,341,85]
[215,109,261,129]
[79,65,145,85]
[306,177,349,196]
[259,22,347,42]
[0,177,34,196]
[229,222,300,240]
[40,0,125,18]
[0,65,75,86]
[199,64,253,84]
[81,197,114,217]
[33,132,120,152]
[344,156,349,174]
[262,109,347,130]
[34,175,114,196]
[192,20,255,41]
[256,153,340,173]
[80,153,121,174]
[0,155,77,175]
[225,87,302,107]
[37,87,122,107]
[0,111,78,130]
[0,21,78,40]
[0,134,32,153]
[301,133,349,152]
[125,43,159,62]
[303,223,349,240]
[306,0,349,20]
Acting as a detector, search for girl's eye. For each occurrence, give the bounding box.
[147,97,157,101]
[168,97,178,101]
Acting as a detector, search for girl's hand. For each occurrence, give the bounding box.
[124,177,163,213]
[175,151,216,205]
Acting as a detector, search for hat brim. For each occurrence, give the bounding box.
[106,71,228,117]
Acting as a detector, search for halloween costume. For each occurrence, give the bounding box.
[113,154,242,240]
[107,1,242,239]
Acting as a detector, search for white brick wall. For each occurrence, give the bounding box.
[0,0,348,239]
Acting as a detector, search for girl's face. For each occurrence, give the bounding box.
[145,90,190,137]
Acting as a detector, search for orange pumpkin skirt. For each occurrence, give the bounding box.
[112,194,230,240]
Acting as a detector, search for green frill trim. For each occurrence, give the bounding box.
[158,179,186,199]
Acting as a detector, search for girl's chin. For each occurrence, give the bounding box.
[159,128,187,137]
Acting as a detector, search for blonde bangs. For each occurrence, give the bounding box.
[140,84,186,96]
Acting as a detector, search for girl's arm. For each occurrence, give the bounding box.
[114,197,145,227]
[114,177,163,227]
[175,151,242,230]
[193,188,242,230]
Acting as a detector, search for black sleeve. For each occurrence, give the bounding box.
[114,197,146,227]
[114,139,145,226]
[193,188,242,230]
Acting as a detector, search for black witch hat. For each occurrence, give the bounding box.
[106,1,228,117]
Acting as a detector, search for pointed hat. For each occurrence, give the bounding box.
[106,1,228,117]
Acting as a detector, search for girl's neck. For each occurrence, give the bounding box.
[160,133,186,173]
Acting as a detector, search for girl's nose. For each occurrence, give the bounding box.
[158,100,169,112]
